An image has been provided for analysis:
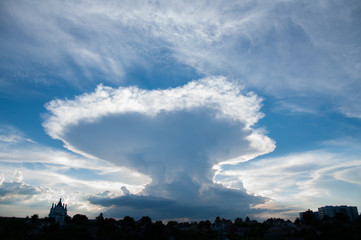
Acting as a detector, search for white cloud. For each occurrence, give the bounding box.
[43,77,276,219]
[0,159,147,217]
[2,0,360,116]
[0,135,23,144]
[217,150,361,212]
[44,77,265,141]
[0,129,150,218]
[0,145,149,193]
[0,171,42,206]
[0,125,34,145]
[0,171,99,217]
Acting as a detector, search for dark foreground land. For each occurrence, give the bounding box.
[1,213,361,240]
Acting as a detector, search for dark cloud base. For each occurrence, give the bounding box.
[89,182,267,220]
[0,180,41,204]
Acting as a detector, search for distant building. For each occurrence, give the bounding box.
[299,205,359,223]
[49,198,67,225]
[318,205,359,222]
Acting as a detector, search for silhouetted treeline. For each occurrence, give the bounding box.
[1,212,360,240]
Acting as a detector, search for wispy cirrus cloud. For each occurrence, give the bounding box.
[0,125,34,144]
[217,149,361,214]
[1,0,360,116]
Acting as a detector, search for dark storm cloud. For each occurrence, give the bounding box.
[89,182,267,220]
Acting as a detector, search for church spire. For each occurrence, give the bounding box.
[49,198,68,225]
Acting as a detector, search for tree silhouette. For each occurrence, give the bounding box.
[302,210,320,226]
[31,214,39,223]
[140,216,152,225]
[72,214,88,225]
[234,217,243,226]
[121,216,135,227]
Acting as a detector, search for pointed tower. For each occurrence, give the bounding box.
[49,198,68,225]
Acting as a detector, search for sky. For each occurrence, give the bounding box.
[0,0,361,221]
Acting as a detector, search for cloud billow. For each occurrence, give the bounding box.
[0,182,40,199]
[89,183,266,220]
[44,77,275,219]
[0,171,42,204]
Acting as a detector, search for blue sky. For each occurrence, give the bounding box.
[0,0,361,221]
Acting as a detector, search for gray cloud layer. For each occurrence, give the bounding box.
[0,170,42,205]
[89,183,266,220]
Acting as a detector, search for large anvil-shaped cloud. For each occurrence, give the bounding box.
[43,77,276,219]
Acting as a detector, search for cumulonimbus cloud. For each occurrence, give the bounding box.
[43,76,276,219]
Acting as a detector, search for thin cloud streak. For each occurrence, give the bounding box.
[218,150,361,211]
